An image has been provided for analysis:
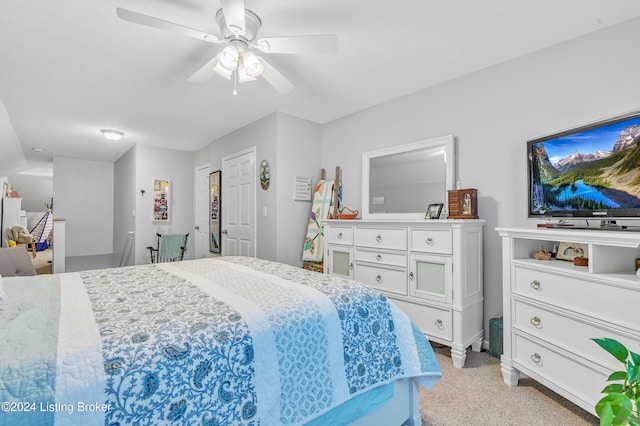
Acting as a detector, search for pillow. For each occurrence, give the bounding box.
[0,247,37,277]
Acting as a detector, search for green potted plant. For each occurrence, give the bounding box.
[592,338,640,426]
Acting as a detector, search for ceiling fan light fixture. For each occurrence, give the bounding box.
[213,60,233,80]
[237,60,256,82]
[242,51,264,77]
[100,129,124,141]
[218,45,239,70]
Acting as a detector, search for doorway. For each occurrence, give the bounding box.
[194,164,210,259]
[221,147,256,257]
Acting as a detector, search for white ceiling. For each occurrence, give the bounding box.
[2,0,640,173]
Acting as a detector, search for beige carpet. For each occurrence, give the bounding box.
[419,344,599,426]
[31,247,52,274]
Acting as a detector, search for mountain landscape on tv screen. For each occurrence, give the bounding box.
[531,124,640,212]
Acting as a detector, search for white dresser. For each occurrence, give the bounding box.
[497,227,640,415]
[325,219,485,367]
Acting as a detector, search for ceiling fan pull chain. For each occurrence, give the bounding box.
[233,69,238,95]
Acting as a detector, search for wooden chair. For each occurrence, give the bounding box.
[146,233,188,263]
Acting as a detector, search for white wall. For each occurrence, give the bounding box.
[133,144,195,265]
[209,113,278,260]
[113,146,136,266]
[5,174,52,212]
[208,112,321,265]
[53,157,114,256]
[321,18,640,335]
[276,113,321,266]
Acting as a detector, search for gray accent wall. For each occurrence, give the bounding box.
[320,18,640,335]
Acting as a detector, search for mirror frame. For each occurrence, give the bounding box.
[362,134,455,220]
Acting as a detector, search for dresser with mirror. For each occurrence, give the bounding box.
[324,135,485,367]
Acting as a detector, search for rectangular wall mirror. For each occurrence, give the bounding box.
[209,170,221,253]
[362,135,455,220]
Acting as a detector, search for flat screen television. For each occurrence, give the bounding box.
[528,111,640,220]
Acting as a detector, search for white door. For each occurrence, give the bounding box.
[194,164,210,258]
[222,147,256,257]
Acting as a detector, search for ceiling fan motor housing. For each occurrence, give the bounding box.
[215,8,262,42]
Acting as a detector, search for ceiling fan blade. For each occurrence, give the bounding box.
[187,56,219,84]
[220,0,246,35]
[258,57,295,94]
[116,8,221,43]
[256,35,338,55]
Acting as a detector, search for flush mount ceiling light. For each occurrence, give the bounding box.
[101,129,124,141]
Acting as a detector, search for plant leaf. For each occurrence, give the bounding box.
[608,371,629,382]
[593,338,629,364]
[628,361,640,384]
[603,384,625,394]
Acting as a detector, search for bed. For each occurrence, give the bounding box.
[0,256,441,425]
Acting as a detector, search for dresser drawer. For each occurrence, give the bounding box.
[355,264,407,296]
[514,266,638,329]
[410,229,452,254]
[355,248,407,267]
[355,227,407,250]
[326,226,354,245]
[393,298,453,341]
[513,300,639,371]
[513,334,606,411]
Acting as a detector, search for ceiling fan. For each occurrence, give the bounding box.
[116,0,338,94]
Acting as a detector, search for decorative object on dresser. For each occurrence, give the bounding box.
[325,219,485,367]
[534,246,552,260]
[556,241,588,261]
[337,207,359,220]
[496,227,640,417]
[447,189,478,219]
[425,203,443,220]
[591,337,640,426]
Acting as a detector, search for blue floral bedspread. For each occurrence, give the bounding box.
[0,257,441,425]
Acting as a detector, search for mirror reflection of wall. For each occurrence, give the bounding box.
[369,148,446,214]
[362,134,455,220]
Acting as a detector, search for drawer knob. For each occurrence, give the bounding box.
[426,237,434,246]
[530,316,542,328]
[337,232,343,239]
[530,280,542,291]
[376,254,383,262]
[349,262,353,270]
[375,274,382,283]
[530,353,543,366]
[409,271,415,280]
[376,235,382,243]
[435,319,444,329]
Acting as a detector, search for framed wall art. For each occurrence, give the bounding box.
[209,170,221,253]
[152,179,170,222]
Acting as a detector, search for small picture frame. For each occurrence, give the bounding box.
[556,242,589,261]
[425,203,444,219]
